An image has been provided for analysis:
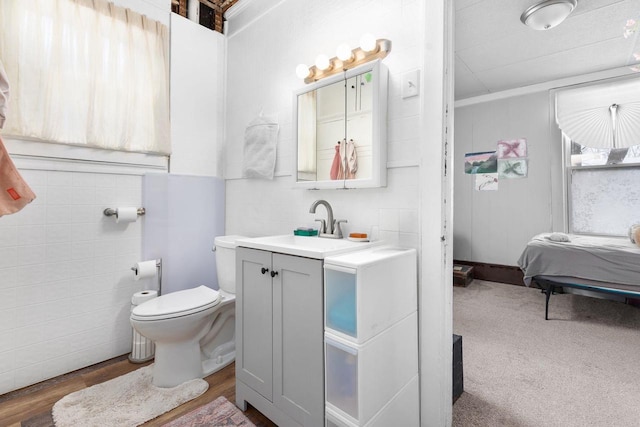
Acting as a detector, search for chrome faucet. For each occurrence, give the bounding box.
[309,199,347,239]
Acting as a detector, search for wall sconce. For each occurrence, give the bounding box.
[296,34,392,84]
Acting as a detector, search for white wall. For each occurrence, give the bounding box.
[142,174,225,295]
[224,0,452,425]
[169,14,225,177]
[0,0,171,395]
[0,166,149,394]
[453,91,563,266]
[224,0,423,247]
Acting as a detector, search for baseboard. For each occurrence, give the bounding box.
[453,260,524,286]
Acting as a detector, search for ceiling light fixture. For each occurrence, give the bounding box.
[296,34,392,84]
[520,0,577,31]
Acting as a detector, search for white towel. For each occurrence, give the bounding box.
[242,114,279,180]
[0,135,36,215]
[340,139,358,179]
[0,59,36,215]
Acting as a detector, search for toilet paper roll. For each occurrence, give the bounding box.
[131,290,158,305]
[133,260,157,281]
[116,207,138,223]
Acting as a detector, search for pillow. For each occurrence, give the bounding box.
[546,232,570,242]
[630,224,640,247]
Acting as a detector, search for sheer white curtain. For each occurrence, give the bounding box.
[0,0,170,154]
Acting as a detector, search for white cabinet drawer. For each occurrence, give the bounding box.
[325,375,419,427]
[324,247,417,344]
[324,312,418,425]
[324,266,358,337]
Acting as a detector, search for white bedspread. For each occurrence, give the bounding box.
[517,233,640,287]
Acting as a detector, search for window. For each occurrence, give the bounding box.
[0,0,170,154]
[556,77,640,236]
[566,137,640,236]
[570,141,640,167]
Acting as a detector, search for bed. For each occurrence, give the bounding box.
[517,233,640,319]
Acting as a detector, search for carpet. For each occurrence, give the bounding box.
[453,280,640,427]
[52,365,208,427]
[162,396,255,427]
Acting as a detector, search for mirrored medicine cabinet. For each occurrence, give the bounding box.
[293,60,388,189]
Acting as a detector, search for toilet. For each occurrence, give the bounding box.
[130,235,245,387]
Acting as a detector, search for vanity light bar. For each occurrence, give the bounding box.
[298,38,392,84]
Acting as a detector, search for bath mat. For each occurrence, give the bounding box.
[162,396,255,427]
[52,365,208,427]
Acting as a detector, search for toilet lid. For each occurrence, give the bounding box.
[132,285,221,320]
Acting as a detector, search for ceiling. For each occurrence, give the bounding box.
[455,0,640,100]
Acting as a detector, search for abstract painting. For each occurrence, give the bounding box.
[464,151,498,174]
[497,138,527,159]
[475,173,498,191]
[498,159,528,179]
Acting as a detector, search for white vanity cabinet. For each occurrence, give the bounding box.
[236,246,325,427]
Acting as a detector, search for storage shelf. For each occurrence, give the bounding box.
[324,313,418,425]
[324,247,417,344]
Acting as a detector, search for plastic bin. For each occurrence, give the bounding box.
[325,374,419,427]
[324,312,418,425]
[324,246,417,344]
[325,267,357,336]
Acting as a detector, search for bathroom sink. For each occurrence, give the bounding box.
[235,235,382,259]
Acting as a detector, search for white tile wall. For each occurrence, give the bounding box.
[0,0,169,396]
[224,0,423,248]
[0,169,145,394]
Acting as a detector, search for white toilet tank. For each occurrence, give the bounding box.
[214,235,245,294]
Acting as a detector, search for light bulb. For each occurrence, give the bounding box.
[315,54,331,71]
[360,33,377,52]
[296,64,310,79]
[336,43,353,61]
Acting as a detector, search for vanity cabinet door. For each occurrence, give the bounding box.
[272,253,324,427]
[236,247,273,400]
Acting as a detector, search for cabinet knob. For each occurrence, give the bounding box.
[261,267,269,274]
[270,270,279,278]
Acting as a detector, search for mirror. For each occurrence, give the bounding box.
[294,60,388,189]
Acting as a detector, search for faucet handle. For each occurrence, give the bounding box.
[335,219,348,239]
[314,219,326,234]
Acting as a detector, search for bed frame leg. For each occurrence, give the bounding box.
[544,284,555,320]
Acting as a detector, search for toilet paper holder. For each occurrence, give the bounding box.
[103,207,146,217]
[132,259,163,296]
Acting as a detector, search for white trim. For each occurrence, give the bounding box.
[223,0,255,19]
[13,155,166,175]
[455,66,638,108]
[562,133,571,233]
[5,137,168,175]
[5,137,168,169]
[419,0,452,425]
[224,0,287,38]
[546,90,567,234]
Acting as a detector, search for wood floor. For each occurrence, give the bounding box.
[0,355,276,427]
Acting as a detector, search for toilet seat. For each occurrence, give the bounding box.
[131,285,221,321]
